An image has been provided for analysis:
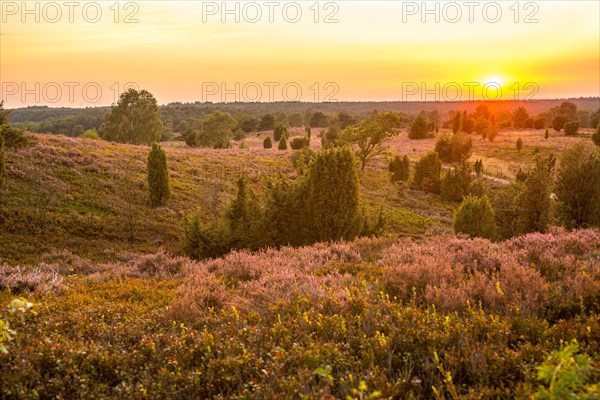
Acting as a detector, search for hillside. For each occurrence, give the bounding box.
[1,229,599,398]
[0,132,450,264]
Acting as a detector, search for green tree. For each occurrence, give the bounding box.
[512,106,530,128]
[593,123,600,146]
[263,136,273,149]
[236,114,259,133]
[147,143,170,207]
[341,111,400,171]
[409,111,430,139]
[492,183,522,240]
[441,161,472,202]
[225,175,261,249]
[101,88,162,144]
[278,134,288,150]
[554,144,600,228]
[552,115,567,132]
[181,209,228,260]
[388,154,410,183]
[435,132,472,163]
[517,155,555,234]
[0,136,6,188]
[412,152,442,193]
[563,120,579,136]
[474,159,483,178]
[197,111,237,148]
[273,124,287,141]
[453,194,496,239]
[310,111,328,128]
[258,113,275,131]
[306,147,361,242]
[452,111,461,134]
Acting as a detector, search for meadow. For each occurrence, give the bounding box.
[0,121,599,399]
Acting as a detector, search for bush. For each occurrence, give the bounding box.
[0,125,28,149]
[147,142,170,207]
[80,129,101,140]
[492,183,521,240]
[408,112,430,139]
[0,136,5,188]
[593,124,600,146]
[535,341,597,399]
[517,155,555,234]
[516,137,523,152]
[181,209,229,260]
[544,128,549,140]
[435,132,472,163]
[273,125,287,142]
[305,147,362,242]
[552,115,566,132]
[555,145,600,228]
[563,120,579,136]
[290,136,310,150]
[263,136,272,149]
[388,154,410,183]
[453,194,496,239]
[278,135,288,150]
[411,152,441,193]
[441,162,471,202]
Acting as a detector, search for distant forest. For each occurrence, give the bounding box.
[7,97,600,138]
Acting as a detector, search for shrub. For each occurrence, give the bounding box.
[516,137,523,152]
[0,136,5,188]
[411,152,441,193]
[554,145,600,228]
[552,115,566,132]
[534,116,546,129]
[278,134,288,150]
[408,112,430,139]
[290,147,315,176]
[263,136,272,149]
[441,161,471,202]
[181,209,229,260]
[273,124,287,142]
[435,132,472,163]
[305,147,361,242]
[473,159,483,178]
[225,175,262,249]
[147,142,170,207]
[535,341,597,399]
[290,136,310,150]
[593,124,600,146]
[492,183,522,240]
[563,120,579,136]
[388,154,410,183]
[517,155,555,234]
[544,128,549,140]
[80,129,101,140]
[453,194,496,239]
[0,125,28,149]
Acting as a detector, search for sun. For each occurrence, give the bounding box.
[484,76,505,87]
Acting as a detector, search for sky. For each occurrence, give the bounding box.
[1,0,599,107]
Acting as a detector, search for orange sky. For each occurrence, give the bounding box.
[1,1,599,107]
